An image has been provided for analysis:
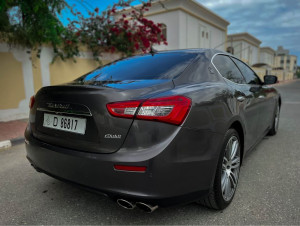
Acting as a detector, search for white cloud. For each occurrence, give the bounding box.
[199,0,262,8]
[196,0,300,60]
[198,0,275,9]
[272,11,300,28]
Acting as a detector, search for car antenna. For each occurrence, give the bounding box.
[150,46,158,56]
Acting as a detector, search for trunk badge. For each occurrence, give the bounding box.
[47,103,71,109]
[105,134,122,139]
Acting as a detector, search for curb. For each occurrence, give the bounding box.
[0,137,24,150]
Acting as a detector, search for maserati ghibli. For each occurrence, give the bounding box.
[25,49,281,212]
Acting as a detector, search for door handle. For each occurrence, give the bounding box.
[258,95,265,99]
[237,96,246,102]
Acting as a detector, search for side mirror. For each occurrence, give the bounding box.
[264,75,278,85]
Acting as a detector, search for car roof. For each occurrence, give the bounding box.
[146,48,229,60]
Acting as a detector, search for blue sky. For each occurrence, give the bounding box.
[64,0,141,16]
[197,0,300,65]
[65,0,300,65]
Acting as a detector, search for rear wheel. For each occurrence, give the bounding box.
[268,103,280,136]
[198,129,241,210]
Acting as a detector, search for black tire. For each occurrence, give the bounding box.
[198,129,241,210]
[268,103,280,136]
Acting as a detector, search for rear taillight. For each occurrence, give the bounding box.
[106,100,141,119]
[29,95,35,109]
[107,96,191,125]
[136,96,191,125]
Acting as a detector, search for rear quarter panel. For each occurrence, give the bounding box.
[169,82,237,135]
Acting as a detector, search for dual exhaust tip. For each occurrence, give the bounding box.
[117,199,158,213]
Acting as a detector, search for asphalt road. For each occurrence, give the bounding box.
[0,80,300,225]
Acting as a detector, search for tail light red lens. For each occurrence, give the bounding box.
[107,95,191,125]
[29,95,35,109]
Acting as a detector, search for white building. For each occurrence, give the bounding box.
[124,0,229,51]
[227,32,261,66]
[275,46,298,77]
[251,46,275,75]
[259,47,275,67]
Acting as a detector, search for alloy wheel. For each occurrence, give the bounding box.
[221,135,240,202]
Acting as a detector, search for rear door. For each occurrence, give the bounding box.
[212,54,260,150]
[231,57,274,136]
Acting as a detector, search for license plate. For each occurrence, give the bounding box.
[43,113,86,135]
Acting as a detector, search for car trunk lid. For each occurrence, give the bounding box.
[31,80,173,154]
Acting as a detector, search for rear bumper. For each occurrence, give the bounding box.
[25,125,223,207]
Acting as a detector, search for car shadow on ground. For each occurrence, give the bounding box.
[38,175,222,224]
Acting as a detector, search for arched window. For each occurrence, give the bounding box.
[226,46,234,54]
[161,23,167,41]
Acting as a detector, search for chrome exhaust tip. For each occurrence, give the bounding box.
[116,199,136,210]
[136,202,158,213]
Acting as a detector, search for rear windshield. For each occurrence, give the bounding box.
[76,52,197,82]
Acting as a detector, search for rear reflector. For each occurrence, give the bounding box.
[114,165,147,172]
[29,95,35,109]
[107,95,191,125]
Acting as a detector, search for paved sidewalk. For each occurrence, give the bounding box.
[0,119,28,142]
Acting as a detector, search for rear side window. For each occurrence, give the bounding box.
[76,53,197,82]
[213,55,245,84]
[232,58,262,85]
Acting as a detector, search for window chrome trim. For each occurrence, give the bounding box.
[211,53,247,86]
[229,55,263,85]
